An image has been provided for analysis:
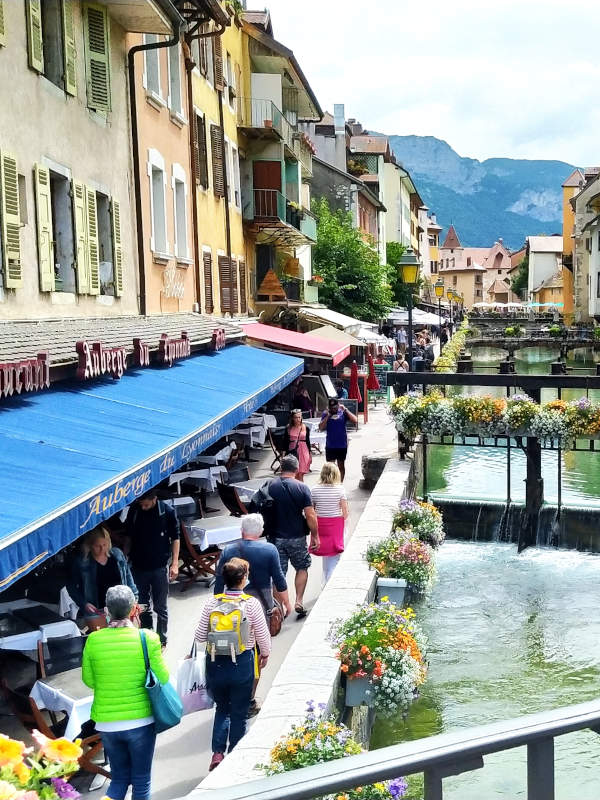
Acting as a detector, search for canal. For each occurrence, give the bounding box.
[371,541,600,799]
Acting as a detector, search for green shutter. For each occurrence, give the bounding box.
[26,0,44,73]
[86,187,100,294]
[0,1,6,48]
[34,164,55,292]
[83,3,111,112]
[0,152,22,288]
[62,0,77,96]
[72,180,89,294]
[111,198,123,296]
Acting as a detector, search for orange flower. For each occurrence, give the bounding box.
[40,737,82,764]
[340,664,349,673]
[360,645,370,655]
[0,734,27,768]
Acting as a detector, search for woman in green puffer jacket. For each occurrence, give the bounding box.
[82,585,169,800]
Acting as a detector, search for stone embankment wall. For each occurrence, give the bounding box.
[191,458,412,795]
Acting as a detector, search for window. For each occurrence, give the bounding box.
[596,272,600,300]
[476,289,482,298]
[49,171,76,292]
[148,150,168,254]
[96,192,115,295]
[172,165,188,260]
[231,146,241,208]
[452,276,457,286]
[83,3,111,111]
[226,52,236,109]
[144,34,161,97]
[466,256,471,266]
[191,25,214,83]
[26,0,76,95]
[498,269,502,274]
[223,140,231,203]
[168,42,182,116]
[0,152,23,288]
[218,254,237,314]
[193,112,209,189]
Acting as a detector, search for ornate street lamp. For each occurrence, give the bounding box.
[434,280,445,332]
[447,288,454,327]
[398,248,421,369]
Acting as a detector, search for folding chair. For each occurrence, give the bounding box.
[267,426,286,473]
[178,522,220,592]
[217,482,248,517]
[225,465,250,484]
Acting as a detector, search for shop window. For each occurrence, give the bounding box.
[49,171,76,293]
[96,191,115,295]
[168,42,182,116]
[173,171,188,259]
[144,34,161,98]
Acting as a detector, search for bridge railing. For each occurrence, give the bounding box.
[196,698,600,800]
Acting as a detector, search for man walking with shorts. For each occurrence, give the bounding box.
[319,396,358,481]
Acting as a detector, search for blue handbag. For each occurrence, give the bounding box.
[140,630,183,733]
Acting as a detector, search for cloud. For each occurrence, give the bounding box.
[261,0,600,164]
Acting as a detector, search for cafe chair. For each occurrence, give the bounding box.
[178,521,220,592]
[267,427,286,473]
[37,635,88,679]
[0,680,109,779]
[217,482,248,517]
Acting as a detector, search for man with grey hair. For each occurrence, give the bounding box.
[252,455,318,619]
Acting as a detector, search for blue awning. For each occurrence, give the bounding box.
[0,344,303,590]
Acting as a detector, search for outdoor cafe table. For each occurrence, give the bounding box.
[168,465,228,494]
[229,477,268,505]
[30,668,93,741]
[189,516,242,552]
[0,599,81,653]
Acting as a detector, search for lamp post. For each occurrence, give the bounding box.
[434,280,445,332]
[447,288,454,328]
[398,247,421,369]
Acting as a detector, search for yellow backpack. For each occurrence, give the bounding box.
[207,593,251,662]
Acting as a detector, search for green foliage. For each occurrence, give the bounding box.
[511,256,529,296]
[504,324,523,337]
[312,197,393,321]
[548,325,562,338]
[385,241,424,307]
[594,327,600,341]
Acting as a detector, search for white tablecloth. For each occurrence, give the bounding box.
[0,599,81,652]
[189,517,242,551]
[230,478,268,504]
[232,425,266,447]
[30,669,93,741]
[248,413,277,430]
[194,442,237,466]
[168,466,228,493]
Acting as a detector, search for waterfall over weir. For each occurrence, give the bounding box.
[433,497,600,553]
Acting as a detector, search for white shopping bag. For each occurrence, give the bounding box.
[176,644,214,715]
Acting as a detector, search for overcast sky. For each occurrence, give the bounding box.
[261,0,600,166]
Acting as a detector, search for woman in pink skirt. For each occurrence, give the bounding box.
[310,462,348,583]
[283,409,312,481]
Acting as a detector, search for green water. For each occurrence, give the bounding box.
[371,541,600,798]
[426,347,600,506]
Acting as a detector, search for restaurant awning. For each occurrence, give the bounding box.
[298,306,377,332]
[242,323,350,366]
[0,344,303,591]
[304,325,365,348]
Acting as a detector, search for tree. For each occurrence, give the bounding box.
[385,241,424,306]
[511,256,529,297]
[311,197,392,321]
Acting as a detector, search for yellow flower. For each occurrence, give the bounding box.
[0,781,19,800]
[0,735,27,768]
[374,783,386,791]
[13,763,30,785]
[40,738,82,764]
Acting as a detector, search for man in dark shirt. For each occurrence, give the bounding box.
[258,455,318,618]
[126,489,180,647]
[319,396,358,481]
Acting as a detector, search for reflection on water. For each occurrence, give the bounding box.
[427,349,600,506]
[371,541,600,799]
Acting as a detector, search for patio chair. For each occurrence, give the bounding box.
[0,680,109,779]
[267,426,286,473]
[37,635,88,679]
[178,522,220,592]
[225,464,250,484]
[217,482,248,517]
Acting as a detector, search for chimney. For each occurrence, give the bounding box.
[334,103,346,172]
[431,213,437,224]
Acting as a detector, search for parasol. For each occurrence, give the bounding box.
[366,353,380,391]
[349,360,362,403]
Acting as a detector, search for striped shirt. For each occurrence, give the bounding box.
[311,484,347,518]
[194,591,271,656]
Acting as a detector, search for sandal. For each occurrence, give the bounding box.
[295,604,307,619]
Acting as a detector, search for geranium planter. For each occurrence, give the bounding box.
[376,577,407,606]
[345,675,374,707]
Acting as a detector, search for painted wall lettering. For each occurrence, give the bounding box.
[77,341,128,380]
[133,338,150,367]
[159,331,191,366]
[212,328,226,351]
[0,352,50,398]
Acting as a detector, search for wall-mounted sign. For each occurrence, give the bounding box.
[0,352,50,398]
[212,328,226,351]
[159,331,191,366]
[133,338,150,367]
[77,341,128,380]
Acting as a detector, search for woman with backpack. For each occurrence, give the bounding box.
[195,558,271,772]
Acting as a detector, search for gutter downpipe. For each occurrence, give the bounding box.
[128,5,183,316]
[184,23,226,312]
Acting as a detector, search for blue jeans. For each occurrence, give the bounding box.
[101,723,156,800]
[133,566,169,645]
[207,650,254,753]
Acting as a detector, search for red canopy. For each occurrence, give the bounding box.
[242,323,350,366]
[349,360,362,403]
[366,354,380,391]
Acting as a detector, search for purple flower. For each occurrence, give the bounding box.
[388,777,408,798]
[577,397,591,410]
[51,779,80,800]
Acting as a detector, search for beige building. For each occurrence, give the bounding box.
[0,1,179,320]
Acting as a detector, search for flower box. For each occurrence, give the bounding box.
[376,576,407,606]
[345,675,375,707]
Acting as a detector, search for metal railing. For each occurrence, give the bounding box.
[246,188,287,221]
[237,97,295,152]
[199,698,600,800]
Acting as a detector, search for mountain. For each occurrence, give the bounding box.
[384,135,576,249]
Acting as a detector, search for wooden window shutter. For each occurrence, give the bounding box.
[218,255,237,314]
[0,1,6,47]
[111,198,123,296]
[197,115,209,189]
[26,0,44,73]
[71,180,89,294]
[210,124,225,197]
[86,187,100,294]
[238,259,247,313]
[203,250,213,313]
[62,0,77,96]
[34,164,55,292]
[213,34,224,91]
[0,152,22,288]
[83,3,111,112]
[192,115,201,183]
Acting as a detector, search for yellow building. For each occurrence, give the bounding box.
[561,168,584,319]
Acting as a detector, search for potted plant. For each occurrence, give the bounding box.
[392,499,445,547]
[367,533,435,597]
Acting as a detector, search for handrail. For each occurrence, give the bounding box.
[194,698,600,800]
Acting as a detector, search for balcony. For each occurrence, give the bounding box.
[238,97,295,154]
[243,189,317,246]
[293,134,313,178]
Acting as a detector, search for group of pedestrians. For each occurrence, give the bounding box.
[79,394,356,798]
